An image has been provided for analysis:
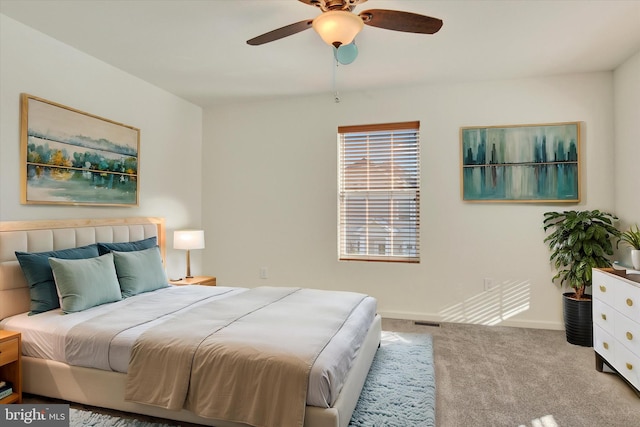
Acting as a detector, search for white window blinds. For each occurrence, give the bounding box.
[338,121,420,263]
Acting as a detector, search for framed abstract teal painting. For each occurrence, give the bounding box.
[20,94,140,206]
[460,122,580,202]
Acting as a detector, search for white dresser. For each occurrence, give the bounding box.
[592,268,640,393]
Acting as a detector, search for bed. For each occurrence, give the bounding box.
[0,217,381,427]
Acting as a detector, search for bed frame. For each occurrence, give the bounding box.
[0,217,381,427]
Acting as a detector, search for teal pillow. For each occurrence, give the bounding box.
[49,253,122,313]
[97,236,157,255]
[112,246,168,297]
[15,244,100,315]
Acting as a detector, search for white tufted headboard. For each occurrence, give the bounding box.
[0,217,165,320]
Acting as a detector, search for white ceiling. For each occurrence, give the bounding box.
[1,0,639,107]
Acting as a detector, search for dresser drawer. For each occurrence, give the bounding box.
[616,343,640,391]
[593,299,615,333]
[592,270,619,306]
[0,337,19,365]
[614,310,640,355]
[613,280,640,320]
[594,324,616,362]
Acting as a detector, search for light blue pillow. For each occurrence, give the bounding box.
[15,244,100,315]
[49,253,122,313]
[112,246,168,297]
[97,236,157,255]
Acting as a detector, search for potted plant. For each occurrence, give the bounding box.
[618,224,640,270]
[543,210,620,346]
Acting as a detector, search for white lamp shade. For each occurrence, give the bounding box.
[173,230,205,250]
[312,10,364,47]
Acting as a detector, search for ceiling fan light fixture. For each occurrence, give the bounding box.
[312,10,364,48]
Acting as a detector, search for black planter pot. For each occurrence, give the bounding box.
[563,292,593,347]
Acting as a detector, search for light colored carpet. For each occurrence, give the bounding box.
[349,331,435,427]
[382,319,640,427]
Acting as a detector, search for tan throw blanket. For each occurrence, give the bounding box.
[124,286,367,427]
[65,286,236,370]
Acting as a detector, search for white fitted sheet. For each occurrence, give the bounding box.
[1,285,377,408]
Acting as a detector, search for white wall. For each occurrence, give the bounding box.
[613,51,640,268]
[0,15,203,279]
[203,72,620,330]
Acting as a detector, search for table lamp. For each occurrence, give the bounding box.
[173,230,205,278]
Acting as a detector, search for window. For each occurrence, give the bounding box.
[338,121,420,263]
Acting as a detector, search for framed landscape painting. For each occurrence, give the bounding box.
[20,94,140,206]
[460,122,580,202]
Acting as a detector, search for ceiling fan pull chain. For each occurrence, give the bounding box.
[333,57,341,103]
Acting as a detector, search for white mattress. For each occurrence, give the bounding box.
[0,285,377,408]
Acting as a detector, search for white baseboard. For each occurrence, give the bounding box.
[378,310,564,331]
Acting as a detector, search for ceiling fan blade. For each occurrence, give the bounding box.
[247,19,314,46]
[359,9,443,34]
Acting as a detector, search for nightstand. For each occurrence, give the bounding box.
[0,330,22,404]
[170,276,216,286]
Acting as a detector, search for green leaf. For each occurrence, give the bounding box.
[592,243,604,257]
[583,241,593,256]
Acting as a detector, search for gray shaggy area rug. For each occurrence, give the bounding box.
[69,408,174,427]
[349,331,435,427]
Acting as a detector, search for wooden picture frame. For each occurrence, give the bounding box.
[460,122,580,202]
[20,94,140,206]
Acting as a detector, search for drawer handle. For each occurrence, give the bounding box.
[627,332,634,341]
[603,342,609,350]
[599,285,607,292]
[601,313,607,320]
[626,363,633,371]
[627,298,634,307]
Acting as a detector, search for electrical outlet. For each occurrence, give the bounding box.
[260,267,268,279]
[484,278,496,291]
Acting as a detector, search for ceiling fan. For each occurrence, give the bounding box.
[247,0,443,63]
